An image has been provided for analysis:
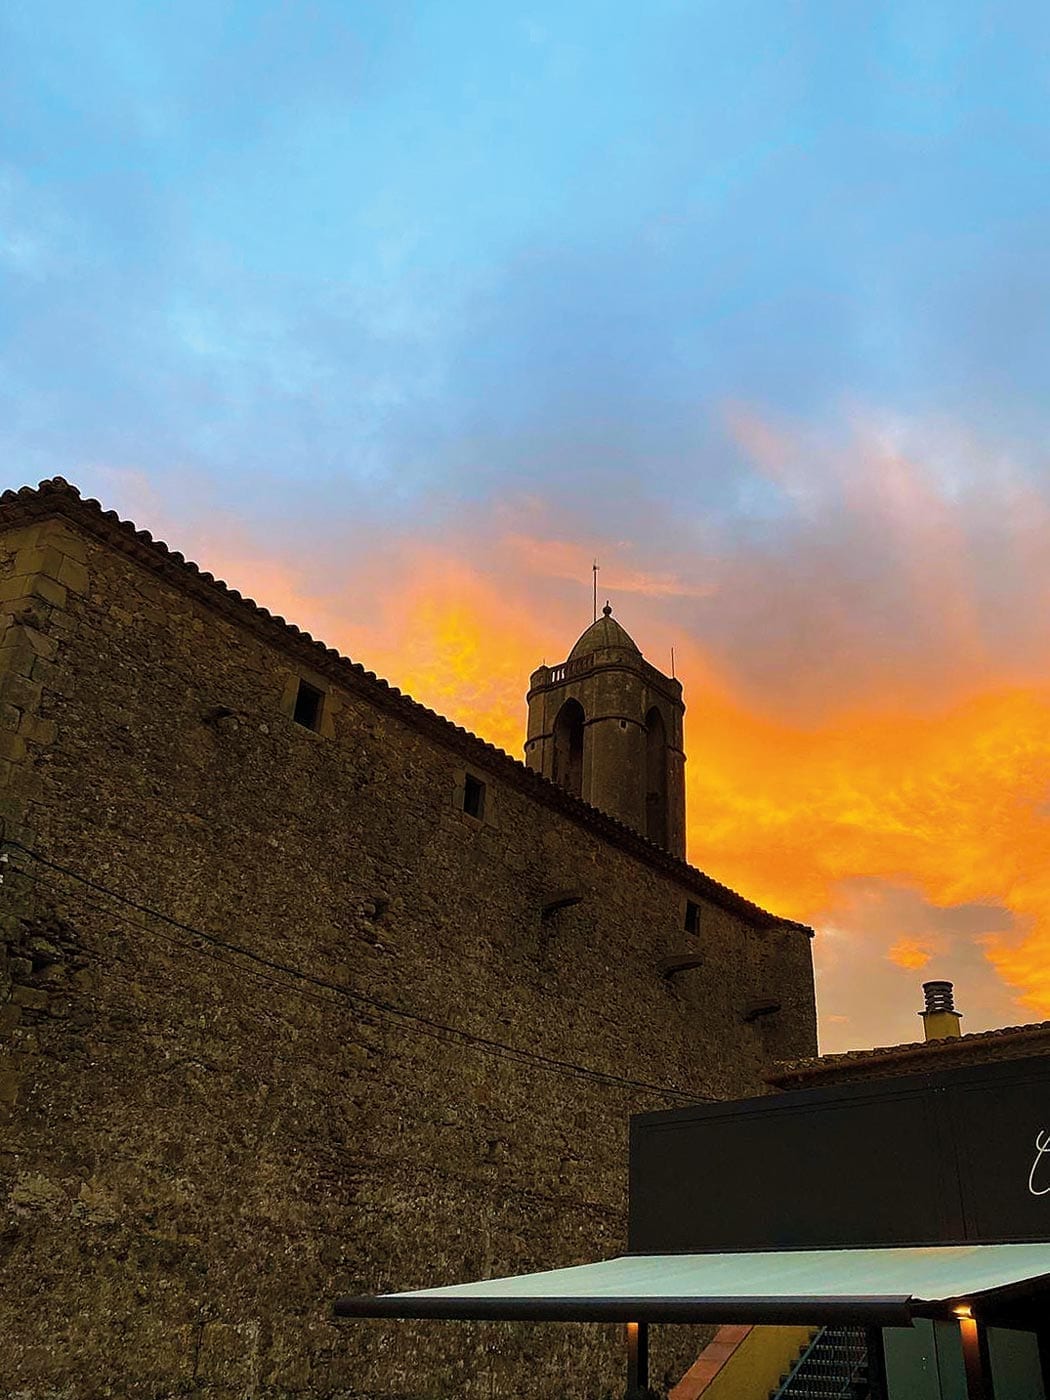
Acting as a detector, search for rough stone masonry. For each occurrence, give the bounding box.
[0,479,816,1400]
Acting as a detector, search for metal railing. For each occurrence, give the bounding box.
[536,651,680,692]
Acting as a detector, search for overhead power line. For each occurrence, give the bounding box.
[3,838,712,1105]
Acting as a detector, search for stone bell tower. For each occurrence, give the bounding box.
[525,604,686,857]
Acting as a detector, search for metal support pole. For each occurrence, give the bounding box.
[1037,1325,1050,1398]
[959,1315,992,1400]
[626,1320,649,1395]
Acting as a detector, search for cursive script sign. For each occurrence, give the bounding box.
[1028,1131,1050,1196]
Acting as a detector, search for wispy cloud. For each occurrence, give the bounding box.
[503,534,715,599]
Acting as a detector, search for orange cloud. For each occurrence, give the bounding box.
[188,530,1050,1046]
[888,940,935,972]
[96,411,1050,1053]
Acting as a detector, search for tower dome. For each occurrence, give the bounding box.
[568,603,640,660]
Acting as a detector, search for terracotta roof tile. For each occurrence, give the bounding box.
[768,1019,1050,1087]
[0,477,812,934]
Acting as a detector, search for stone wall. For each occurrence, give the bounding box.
[0,488,817,1400]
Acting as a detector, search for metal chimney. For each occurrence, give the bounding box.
[920,980,962,1040]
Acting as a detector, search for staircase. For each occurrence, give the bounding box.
[770,1326,869,1399]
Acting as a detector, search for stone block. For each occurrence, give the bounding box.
[0,637,38,681]
[0,573,66,608]
[10,546,51,577]
[0,576,30,605]
[44,526,90,563]
[18,573,67,608]
[56,556,89,594]
[13,544,80,585]
[0,672,42,710]
[30,656,60,688]
[0,731,26,762]
[18,712,56,745]
[11,985,48,1010]
[18,623,58,659]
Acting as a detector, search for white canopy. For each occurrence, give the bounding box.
[335,1243,1050,1326]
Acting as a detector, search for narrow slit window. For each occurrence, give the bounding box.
[463,773,486,820]
[293,679,323,731]
[684,900,701,935]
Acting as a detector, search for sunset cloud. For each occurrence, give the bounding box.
[887,940,934,972]
[84,410,1050,1054]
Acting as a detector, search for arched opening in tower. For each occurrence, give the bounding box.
[552,699,585,798]
[645,707,669,848]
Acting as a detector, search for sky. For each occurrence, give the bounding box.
[4,2,1050,1053]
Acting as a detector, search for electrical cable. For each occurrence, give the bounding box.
[13,851,708,1101]
[3,838,712,1104]
[12,859,625,1090]
[10,862,399,1037]
[13,853,643,1090]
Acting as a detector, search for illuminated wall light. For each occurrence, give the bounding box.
[957,1311,980,1360]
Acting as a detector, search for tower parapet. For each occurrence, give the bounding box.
[525,604,686,857]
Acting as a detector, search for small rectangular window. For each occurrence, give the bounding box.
[684,900,701,935]
[293,679,323,731]
[463,773,486,820]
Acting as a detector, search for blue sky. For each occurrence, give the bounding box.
[6,1,1049,520]
[5,2,1050,1049]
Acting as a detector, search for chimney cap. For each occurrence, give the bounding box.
[922,980,957,1014]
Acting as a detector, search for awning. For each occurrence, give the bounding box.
[334,1243,1050,1327]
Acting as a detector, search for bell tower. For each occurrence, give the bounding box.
[525,604,686,857]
